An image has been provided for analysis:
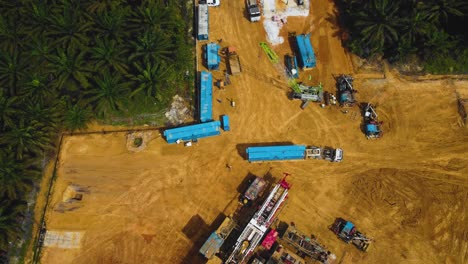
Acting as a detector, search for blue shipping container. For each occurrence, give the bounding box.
[200,71,213,123]
[222,115,230,131]
[205,43,221,70]
[295,34,316,69]
[163,121,221,144]
[246,145,307,162]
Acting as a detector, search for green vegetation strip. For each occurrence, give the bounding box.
[337,0,468,73]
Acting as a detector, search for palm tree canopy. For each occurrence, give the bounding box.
[422,0,468,25]
[90,38,129,74]
[0,198,27,252]
[47,47,91,91]
[0,119,52,160]
[0,149,39,199]
[0,89,20,130]
[48,1,92,48]
[64,104,91,132]
[130,59,173,100]
[353,0,401,53]
[86,70,130,118]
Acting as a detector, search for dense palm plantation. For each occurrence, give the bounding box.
[0,0,193,259]
[337,0,468,73]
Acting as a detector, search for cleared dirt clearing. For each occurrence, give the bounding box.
[39,1,467,263]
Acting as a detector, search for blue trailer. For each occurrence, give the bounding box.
[295,34,316,70]
[204,43,221,70]
[246,145,343,162]
[221,115,230,131]
[246,145,307,162]
[199,71,213,123]
[163,121,221,144]
[197,4,209,40]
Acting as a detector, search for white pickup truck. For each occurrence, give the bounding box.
[199,0,220,7]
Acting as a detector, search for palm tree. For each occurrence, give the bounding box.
[22,1,53,38]
[132,2,180,32]
[0,150,39,199]
[46,47,92,92]
[0,50,26,96]
[422,0,468,25]
[401,11,433,46]
[63,103,92,132]
[0,90,19,130]
[0,14,20,54]
[86,0,126,13]
[128,29,174,63]
[89,38,129,74]
[47,1,92,48]
[0,119,52,160]
[19,73,55,105]
[86,70,130,118]
[353,0,402,55]
[23,99,61,133]
[130,59,174,100]
[0,199,27,253]
[93,6,130,41]
[27,36,55,68]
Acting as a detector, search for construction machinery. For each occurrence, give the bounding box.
[336,75,357,107]
[240,176,267,205]
[286,54,299,79]
[291,83,323,109]
[246,0,261,22]
[362,103,382,139]
[260,42,279,64]
[225,47,242,75]
[226,176,291,264]
[246,145,343,163]
[283,225,335,264]
[199,216,236,259]
[330,218,372,252]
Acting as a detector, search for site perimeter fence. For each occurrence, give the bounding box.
[31,133,64,263]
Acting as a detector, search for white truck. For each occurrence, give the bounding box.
[199,0,220,7]
[306,146,343,162]
[246,0,261,22]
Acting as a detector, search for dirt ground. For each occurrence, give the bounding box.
[37,0,468,263]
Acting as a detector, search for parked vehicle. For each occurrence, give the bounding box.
[330,218,372,252]
[246,0,261,22]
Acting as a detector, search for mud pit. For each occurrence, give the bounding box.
[39,0,467,263]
